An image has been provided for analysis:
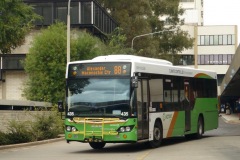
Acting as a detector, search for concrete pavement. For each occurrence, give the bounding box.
[0,136,65,150]
[220,113,240,124]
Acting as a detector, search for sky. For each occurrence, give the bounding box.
[204,0,240,40]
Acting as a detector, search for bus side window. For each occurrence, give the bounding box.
[149,79,163,112]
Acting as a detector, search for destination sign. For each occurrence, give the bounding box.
[68,62,131,77]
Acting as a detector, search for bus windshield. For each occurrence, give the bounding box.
[67,78,130,117]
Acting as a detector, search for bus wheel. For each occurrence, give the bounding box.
[149,121,163,148]
[195,117,204,139]
[89,142,106,149]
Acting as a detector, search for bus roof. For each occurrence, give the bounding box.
[92,55,173,66]
[68,55,217,79]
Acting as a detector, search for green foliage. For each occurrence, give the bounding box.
[0,109,63,145]
[98,0,194,63]
[106,27,133,55]
[0,131,11,145]
[6,120,33,144]
[30,109,63,141]
[23,22,108,103]
[0,0,41,53]
[23,22,66,103]
[71,30,108,60]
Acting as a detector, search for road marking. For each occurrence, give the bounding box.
[136,150,152,160]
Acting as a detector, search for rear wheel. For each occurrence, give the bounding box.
[185,116,204,140]
[89,142,106,149]
[195,117,204,139]
[149,121,163,148]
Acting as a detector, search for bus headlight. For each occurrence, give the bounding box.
[125,126,131,132]
[119,127,125,132]
[66,126,78,132]
[66,126,72,132]
[117,125,134,133]
[72,127,77,132]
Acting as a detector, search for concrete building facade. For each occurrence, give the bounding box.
[179,0,238,95]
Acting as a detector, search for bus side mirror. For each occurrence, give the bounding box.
[131,76,138,88]
[58,100,64,112]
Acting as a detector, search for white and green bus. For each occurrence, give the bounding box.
[59,55,218,149]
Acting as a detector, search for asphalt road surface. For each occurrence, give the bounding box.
[0,117,240,160]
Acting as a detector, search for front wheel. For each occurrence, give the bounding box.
[149,121,163,148]
[89,142,106,149]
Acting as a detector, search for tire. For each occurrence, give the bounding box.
[89,142,106,149]
[195,117,204,139]
[185,116,204,140]
[149,121,163,148]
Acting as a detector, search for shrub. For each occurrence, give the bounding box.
[0,131,10,145]
[30,109,64,141]
[5,120,33,144]
[1,107,64,145]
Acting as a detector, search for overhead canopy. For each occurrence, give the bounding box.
[220,45,240,101]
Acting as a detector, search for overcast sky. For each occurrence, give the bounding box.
[204,0,240,40]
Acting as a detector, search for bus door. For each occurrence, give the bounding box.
[184,79,191,131]
[137,79,149,140]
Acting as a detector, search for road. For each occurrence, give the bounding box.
[0,117,240,160]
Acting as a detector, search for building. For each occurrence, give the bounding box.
[179,0,203,26]
[0,0,118,101]
[178,0,238,95]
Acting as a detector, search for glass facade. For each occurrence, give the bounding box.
[198,54,234,65]
[27,1,117,35]
[33,3,53,25]
[198,34,235,46]
[178,54,234,65]
[179,55,194,65]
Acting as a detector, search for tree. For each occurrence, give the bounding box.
[106,27,133,55]
[23,22,108,103]
[99,0,194,63]
[0,0,40,54]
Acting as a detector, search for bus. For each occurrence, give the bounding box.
[58,55,218,149]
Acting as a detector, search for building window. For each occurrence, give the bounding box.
[179,55,194,65]
[81,2,92,24]
[71,2,80,24]
[227,35,232,45]
[1,55,26,70]
[56,2,67,23]
[223,35,227,45]
[205,35,209,45]
[198,54,234,65]
[200,35,205,45]
[32,3,53,25]
[214,35,218,45]
[219,35,223,45]
[209,35,214,45]
[218,54,223,65]
[209,55,214,64]
[198,34,235,46]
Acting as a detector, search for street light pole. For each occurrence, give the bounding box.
[67,0,71,63]
[131,28,177,50]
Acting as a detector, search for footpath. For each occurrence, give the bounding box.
[0,135,65,150]
[0,114,239,150]
[220,113,240,124]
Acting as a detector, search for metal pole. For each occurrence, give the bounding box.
[131,28,177,50]
[67,0,71,63]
